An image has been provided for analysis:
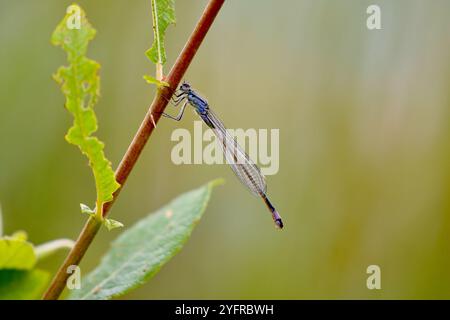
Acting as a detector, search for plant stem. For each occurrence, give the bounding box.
[42,217,101,300]
[42,0,225,300]
[156,63,163,81]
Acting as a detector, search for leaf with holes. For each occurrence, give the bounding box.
[68,179,222,300]
[51,4,120,212]
[146,0,176,65]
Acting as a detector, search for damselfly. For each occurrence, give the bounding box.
[163,82,283,229]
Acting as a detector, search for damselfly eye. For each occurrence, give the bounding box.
[180,82,190,91]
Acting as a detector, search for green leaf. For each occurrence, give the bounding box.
[0,269,50,300]
[52,4,120,210]
[10,231,28,242]
[146,0,176,65]
[143,75,170,87]
[80,203,95,216]
[81,203,123,231]
[0,203,3,237]
[69,179,223,300]
[0,236,36,270]
[104,219,124,231]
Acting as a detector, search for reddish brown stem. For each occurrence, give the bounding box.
[42,0,225,300]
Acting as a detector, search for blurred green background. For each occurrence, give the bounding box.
[1,0,449,299]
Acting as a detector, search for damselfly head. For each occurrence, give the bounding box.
[179,82,191,92]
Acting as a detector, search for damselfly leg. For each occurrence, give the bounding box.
[162,100,188,121]
[162,91,188,120]
[171,91,187,104]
